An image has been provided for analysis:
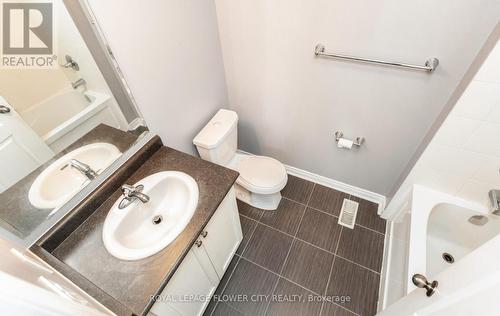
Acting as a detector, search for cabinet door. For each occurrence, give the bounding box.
[150,250,216,316]
[202,188,243,277]
[192,241,219,285]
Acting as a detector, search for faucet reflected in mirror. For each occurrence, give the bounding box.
[489,189,500,215]
[69,159,98,181]
[0,0,146,241]
[71,78,87,90]
[62,55,80,71]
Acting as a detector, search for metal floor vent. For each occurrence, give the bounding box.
[338,198,359,229]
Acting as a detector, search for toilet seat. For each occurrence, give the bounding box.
[235,155,288,194]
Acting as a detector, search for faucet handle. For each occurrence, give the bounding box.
[121,184,145,197]
[121,184,136,197]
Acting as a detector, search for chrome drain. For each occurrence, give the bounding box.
[152,215,163,225]
[442,252,454,264]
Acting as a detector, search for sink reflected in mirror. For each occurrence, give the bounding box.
[0,0,147,244]
[103,171,199,261]
[28,143,121,210]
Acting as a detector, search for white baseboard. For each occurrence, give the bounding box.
[128,118,146,131]
[236,150,386,212]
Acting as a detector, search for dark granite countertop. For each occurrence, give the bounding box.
[0,124,139,238]
[32,142,239,316]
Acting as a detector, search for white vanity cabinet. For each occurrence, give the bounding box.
[150,188,242,316]
[196,188,243,278]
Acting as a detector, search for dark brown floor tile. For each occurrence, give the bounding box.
[237,200,264,221]
[326,257,380,316]
[266,278,322,316]
[260,199,306,235]
[281,175,315,204]
[308,185,349,216]
[336,225,384,272]
[296,208,342,253]
[223,258,279,316]
[321,301,357,316]
[217,255,240,294]
[212,302,245,316]
[205,256,240,315]
[237,216,258,255]
[282,240,334,294]
[204,301,217,316]
[350,196,386,233]
[243,224,293,273]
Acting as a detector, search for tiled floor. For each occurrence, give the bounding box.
[204,176,387,316]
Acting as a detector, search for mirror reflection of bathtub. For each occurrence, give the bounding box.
[406,185,496,292]
[19,90,128,152]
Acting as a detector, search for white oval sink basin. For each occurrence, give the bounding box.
[29,143,121,210]
[102,171,199,261]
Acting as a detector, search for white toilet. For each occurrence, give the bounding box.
[193,109,288,210]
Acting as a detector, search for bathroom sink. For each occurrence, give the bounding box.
[102,171,199,261]
[28,143,121,210]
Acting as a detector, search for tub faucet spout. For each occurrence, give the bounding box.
[489,189,500,215]
[69,159,97,180]
[71,78,86,89]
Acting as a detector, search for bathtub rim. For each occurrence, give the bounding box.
[42,91,111,145]
[405,184,488,293]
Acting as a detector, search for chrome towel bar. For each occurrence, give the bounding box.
[314,43,439,73]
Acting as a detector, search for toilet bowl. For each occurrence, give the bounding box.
[193,109,288,210]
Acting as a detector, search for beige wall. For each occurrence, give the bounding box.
[0,3,123,119]
[0,69,69,112]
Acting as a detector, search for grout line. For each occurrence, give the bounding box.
[354,224,386,236]
[241,211,336,256]
[318,225,363,316]
[240,214,296,238]
[304,183,316,208]
[292,183,314,237]
[320,225,343,316]
[282,196,386,237]
[262,184,314,315]
[235,184,382,315]
[239,215,259,257]
[239,213,381,274]
[239,255,360,316]
[238,256,320,296]
[256,207,265,222]
[262,238,295,316]
[221,214,259,315]
[208,255,242,316]
[352,223,386,236]
[309,204,385,236]
[333,254,381,275]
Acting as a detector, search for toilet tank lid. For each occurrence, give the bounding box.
[193,109,238,149]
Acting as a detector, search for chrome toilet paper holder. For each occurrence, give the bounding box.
[334,131,365,147]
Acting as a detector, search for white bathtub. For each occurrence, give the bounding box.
[406,185,497,292]
[20,90,126,152]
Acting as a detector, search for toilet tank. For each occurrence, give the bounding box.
[193,109,238,166]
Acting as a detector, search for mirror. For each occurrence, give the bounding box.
[0,1,147,240]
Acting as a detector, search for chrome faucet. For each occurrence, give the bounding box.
[489,189,500,215]
[71,78,86,89]
[119,184,150,209]
[69,159,97,180]
[62,55,79,71]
